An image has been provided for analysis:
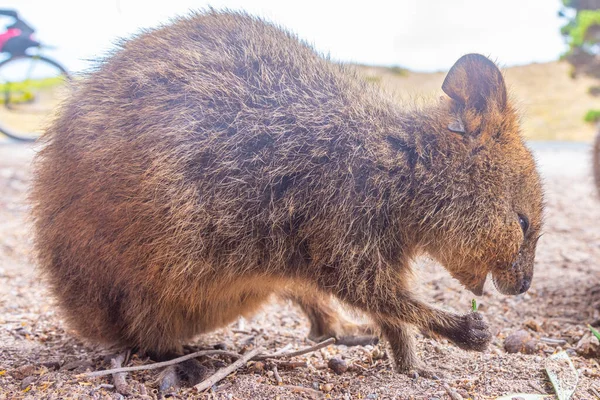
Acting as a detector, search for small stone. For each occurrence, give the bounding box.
[524,319,542,332]
[504,330,537,354]
[525,340,538,354]
[576,332,600,358]
[20,375,36,390]
[248,361,265,373]
[366,394,378,399]
[328,357,348,375]
[10,364,35,380]
[322,383,333,392]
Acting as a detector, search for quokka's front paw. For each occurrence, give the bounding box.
[446,312,491,352]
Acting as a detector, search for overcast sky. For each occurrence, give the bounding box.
[2,0,566,73]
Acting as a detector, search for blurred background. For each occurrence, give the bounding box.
[1,0,599,141]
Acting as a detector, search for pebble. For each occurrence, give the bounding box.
[328,357,348,375]
[504,330,537,354]
[10,364,35,380]
[576,332,600,358]
[213,342,228,350]
[20,375,36,390]
[248,361,265,373]
[524,319,542,332]
[322,383,334,392]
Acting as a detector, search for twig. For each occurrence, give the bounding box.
[442,383,463,400]
[541,337,568,345]
[111,352,130,395]
[590,387,600,400]
[194,347,263,392]
[272,343,293,355]
[79,350,241,378]
[94,384,115,390]
[272,365,282,385]
[255,338,335,360]
[231,329,252,335]
[276,361,308,369]
[80,338,334,379]
[280,384,324,399]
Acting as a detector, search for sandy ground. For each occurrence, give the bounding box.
[1,139,600,399]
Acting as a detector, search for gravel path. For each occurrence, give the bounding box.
[1,140,600,399]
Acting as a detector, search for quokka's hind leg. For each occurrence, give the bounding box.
[282,286,378,346]
[379,320,442,380]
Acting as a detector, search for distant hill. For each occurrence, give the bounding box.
[358,61,600,142]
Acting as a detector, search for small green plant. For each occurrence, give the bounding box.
[588,324,600,341]
[471,299,477,312]
[560,1,600,121]
[584,109,600,123]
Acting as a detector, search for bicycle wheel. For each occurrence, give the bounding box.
[0,54,71,141]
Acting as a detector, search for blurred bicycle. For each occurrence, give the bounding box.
[0,9,71,141]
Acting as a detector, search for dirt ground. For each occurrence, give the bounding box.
[1,140,600,399]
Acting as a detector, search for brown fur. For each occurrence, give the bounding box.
[31,10,544,374]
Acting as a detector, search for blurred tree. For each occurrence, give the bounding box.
[561,0,600,122]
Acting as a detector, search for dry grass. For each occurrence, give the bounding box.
[359,60,600,142]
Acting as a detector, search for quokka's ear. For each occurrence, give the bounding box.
[442,54,507,113]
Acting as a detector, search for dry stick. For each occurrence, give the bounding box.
[540,337,568,345]
[255,337,336,361]
[111,352,130,395]
[590,387,600,400]
[276,361,308,369]
[194,347,263,392]
[272,364,282,385]
[79,338,336,379]
[272,343,293,355]
[80,350,242,378]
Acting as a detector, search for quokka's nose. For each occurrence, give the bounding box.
[518,276,532,294]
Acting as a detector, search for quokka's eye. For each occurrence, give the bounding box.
[518,214,529,234]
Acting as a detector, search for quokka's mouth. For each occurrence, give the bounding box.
[466,274,487,296]
[492,266,532,295]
